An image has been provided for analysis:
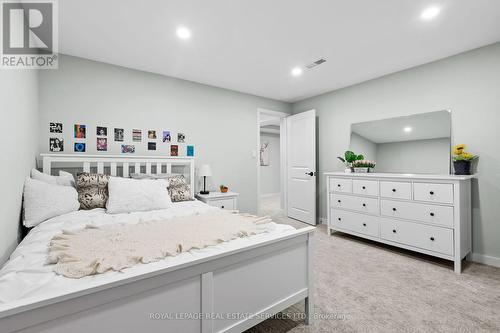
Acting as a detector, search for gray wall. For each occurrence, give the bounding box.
[0,70,39,265]
[376,138,450,174]
[292,42,500,260]
[259,133,280,195]
[39,55,291,214]
[349,132,377,161]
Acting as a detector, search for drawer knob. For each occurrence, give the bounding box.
[337,184,341,187]
[392,229,397,233]
[362,186,366,189]
[362,203,366,207]
[362,223,367,227]
[337,200,341,203]
[221,205,225,209]
[338,217,341,221]
[430,237,435,241]
[430,191,435,195]
[392,207,397,212]
[430,212,435,217]
[392,188,396,192]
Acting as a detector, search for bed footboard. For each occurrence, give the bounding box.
[0,227,314,333]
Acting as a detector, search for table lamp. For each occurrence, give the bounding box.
[199,164,212,195]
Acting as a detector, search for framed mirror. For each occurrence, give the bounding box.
[350,110,451,174]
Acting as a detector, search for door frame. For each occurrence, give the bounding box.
[256,108,289,216]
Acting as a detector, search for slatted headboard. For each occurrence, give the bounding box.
[40,154,195,197]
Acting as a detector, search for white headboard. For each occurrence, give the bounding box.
[41,154,195,196]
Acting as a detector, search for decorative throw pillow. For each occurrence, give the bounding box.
[168,184,194,202]
[23,177,80,227]
[106,177,172,214]
[31,168,76,187]
[76,173,110,210]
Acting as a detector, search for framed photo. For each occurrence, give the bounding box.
[97,126,107,136]
[162,131,171,143]
[74,124,86,139]
[187,145,194,157]
[114,128,124,141]
[148,142,156,151]
[49,138,64,152]
[132,129,142,142]
[74,142,86,153]
[121,145,135,154]
[177,132,186,143]
[148,130,157,139]
[97,138,107,151]
[170,145,178,156]
[49,122,62,133]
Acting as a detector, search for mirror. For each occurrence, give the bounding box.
[350,110,451,174]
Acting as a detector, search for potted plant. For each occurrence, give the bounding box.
[452,144,477,175]
[352,160,376,173]
[219,184,229,193]
[337,151,364,173]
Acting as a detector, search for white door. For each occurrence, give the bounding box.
[286,110,316,225]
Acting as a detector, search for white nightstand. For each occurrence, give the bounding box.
[195,191,239,210]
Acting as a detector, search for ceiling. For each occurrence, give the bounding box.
[59,0,500,102]
[351,110,451,143]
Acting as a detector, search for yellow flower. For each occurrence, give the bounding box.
[453,144,466,155]
[461,152,474,160]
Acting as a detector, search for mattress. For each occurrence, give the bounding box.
[0,200,295,305]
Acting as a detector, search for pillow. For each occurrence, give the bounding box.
[23,177,80,227]
[76,173,110,210]
[130,173,192,202]
[168,184,194,202]
[31,168,75,187]
[106,177,172,214]
[130,173,188,187]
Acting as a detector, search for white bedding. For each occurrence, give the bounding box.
[0,201,295,305]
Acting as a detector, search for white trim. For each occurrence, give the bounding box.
[260,192,280,198]
[470,253,500,268]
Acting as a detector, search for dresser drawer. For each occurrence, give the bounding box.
[331,209,379,238]
[209,198,235,210]
[330,193,379,215]
[380,218,454,256]
[329,177,352,193]
[380,199,454,227]
[414,183,454,204]
[352,179,379,196]
[380,181,412,200]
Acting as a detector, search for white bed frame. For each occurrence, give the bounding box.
[0,154,315,333]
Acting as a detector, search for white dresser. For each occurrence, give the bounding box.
[325,172,473,273]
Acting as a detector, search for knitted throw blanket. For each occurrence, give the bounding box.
[47,211,272,278]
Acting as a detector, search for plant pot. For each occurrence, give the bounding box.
[354,167,369,173]
[453,160,471,175]
[220,187,228,193]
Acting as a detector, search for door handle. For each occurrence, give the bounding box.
[305,172,315,176]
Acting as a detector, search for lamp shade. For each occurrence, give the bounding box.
[199,164,212,177]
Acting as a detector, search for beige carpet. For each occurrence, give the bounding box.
[246,217,500,333]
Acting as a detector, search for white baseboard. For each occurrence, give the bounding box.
[260,192,280,198]
[469,253,500,268]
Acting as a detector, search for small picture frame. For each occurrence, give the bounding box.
[148,142,156,151]
[132,129,142,142]
[97,126,107,136]
[97,138,107,151]
[49,122,63,133]
[162,131,171,143]
[121,144,135,154]
[148,130,157,140]
[170,145,178,156]
[74,142,86,153]
[187,145,194,157]
[177,132,186,143]
[49,138,64,152]
[114,128,124,141]
[74,124,86,139]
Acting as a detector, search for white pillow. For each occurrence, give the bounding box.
[30,168,75,187]
[106,177,172,214]
[23,177,80,228]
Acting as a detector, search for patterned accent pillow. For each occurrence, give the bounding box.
[76,173,110,209]
[168,184,194,202]
[130,173,187,187]
[166,175,187,187]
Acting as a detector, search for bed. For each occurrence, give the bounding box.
[0,154,314,333]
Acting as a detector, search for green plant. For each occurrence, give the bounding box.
[352,160,376,168]
[337,151,364,167]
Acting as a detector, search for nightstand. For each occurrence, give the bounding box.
[195,192,239,210]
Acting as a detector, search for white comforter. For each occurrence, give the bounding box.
[0,201,295,305]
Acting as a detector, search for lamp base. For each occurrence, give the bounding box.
[200,190,210,195]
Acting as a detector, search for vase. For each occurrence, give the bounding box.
[354,167,369,173]
[453,160,471,175]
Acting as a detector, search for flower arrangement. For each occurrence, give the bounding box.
[452,144,477,175]
[219,184,229,193]
[337,151,364,171]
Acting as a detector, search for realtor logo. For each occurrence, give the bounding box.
[1,0,58,69]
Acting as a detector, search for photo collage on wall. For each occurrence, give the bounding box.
[48,122,194,157]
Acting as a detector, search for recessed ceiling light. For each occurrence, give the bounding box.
[421,6,441,20]
[291,67,303,77]
[404,126,413,133]
[176,27,191,40]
